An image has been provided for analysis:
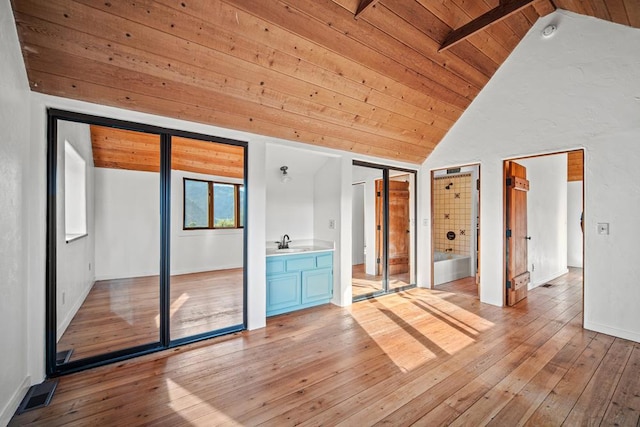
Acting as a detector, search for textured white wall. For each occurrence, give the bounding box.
[0,0,31,423]
[421,10,640,342]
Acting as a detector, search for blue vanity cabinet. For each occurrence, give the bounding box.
[266,251,333,316]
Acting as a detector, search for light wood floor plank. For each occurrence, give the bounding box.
[10,268,640,427]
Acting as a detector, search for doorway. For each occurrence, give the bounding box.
[351,162,416,301]
[47,110,247,376]
[431,165,480,297]
[502,151,584,307]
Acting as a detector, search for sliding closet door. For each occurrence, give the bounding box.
[54,122,162,365]
[48,110,248,376]
[351,164,385,299]
[351,162,417,301]
[169,137,246,341]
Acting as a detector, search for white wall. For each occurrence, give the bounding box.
[313,158,343,304]
[56,121,96,339]
[265,157,315,244]
[94,166,244,280]
[519,154,568,288]
[351,183,365,265]
[421,10,640,342]
[94,168,161,280]
[0,0,31,423]
[567,180,584,267]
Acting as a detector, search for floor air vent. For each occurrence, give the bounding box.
[541,283,553,288]
[16,380,58,414]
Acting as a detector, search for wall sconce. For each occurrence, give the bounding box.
[280,165,292,183]
[445,182,453,190]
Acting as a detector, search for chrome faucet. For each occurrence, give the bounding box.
[278,234,291,249]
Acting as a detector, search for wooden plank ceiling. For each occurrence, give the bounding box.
[12,0,640,164]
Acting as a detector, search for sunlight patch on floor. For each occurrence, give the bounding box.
[351,292,495,372]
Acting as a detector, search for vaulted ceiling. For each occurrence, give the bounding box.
[11,0,640,164]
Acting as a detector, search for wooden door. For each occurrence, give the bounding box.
[505,161,530,306]
[388,180,410,275]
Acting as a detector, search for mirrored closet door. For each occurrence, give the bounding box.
[351,162,416,301]
[47,110,247,375]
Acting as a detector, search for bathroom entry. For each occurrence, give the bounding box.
[431,165,480,296]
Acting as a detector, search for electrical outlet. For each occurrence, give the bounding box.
[62,292,65,305]
[423,219,429,227]
[329,219,336,229]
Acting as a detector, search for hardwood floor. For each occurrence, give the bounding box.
[352,263,412,299]
[13,268,640,426]
[435,275,478,298]
[57,269,244,361]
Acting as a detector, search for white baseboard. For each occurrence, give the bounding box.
[584,321,640,344]
[95,265,242,281]
[0,376,30,427]
[529,268,569,290]
[57,280,94,341]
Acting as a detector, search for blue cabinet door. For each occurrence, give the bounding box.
[301,267,333,304]
[266,273,301,315]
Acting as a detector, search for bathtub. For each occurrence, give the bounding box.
[434,251,472,286]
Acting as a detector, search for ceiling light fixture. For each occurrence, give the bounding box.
[542,24,556,38]
[280,165,292,183]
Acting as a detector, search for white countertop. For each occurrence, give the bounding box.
[266,239,335,257]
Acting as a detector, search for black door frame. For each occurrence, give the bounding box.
[46,109,248,376]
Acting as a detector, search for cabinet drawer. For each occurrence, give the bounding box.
[316,253,333,268]
[266,259,285,275]
[285,256,315,272]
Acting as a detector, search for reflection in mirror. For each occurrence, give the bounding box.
[351,165,384,298]
[388,170,416,290]
[56,123,161,363]
[169,137,245,340]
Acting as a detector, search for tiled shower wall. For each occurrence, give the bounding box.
[433,174,472,256]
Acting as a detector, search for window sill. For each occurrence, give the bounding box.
[66,233,88,243]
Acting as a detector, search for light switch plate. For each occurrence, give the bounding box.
[597,223,609,235]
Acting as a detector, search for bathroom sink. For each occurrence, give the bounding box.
[275,248,308,253]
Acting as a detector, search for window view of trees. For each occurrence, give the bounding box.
[184,178,244,229]
[184,179,209,228]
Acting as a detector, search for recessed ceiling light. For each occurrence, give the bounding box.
[542,25,557,38]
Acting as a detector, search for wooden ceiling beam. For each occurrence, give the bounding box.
[439,0,537,52]
[354,0,379,19]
